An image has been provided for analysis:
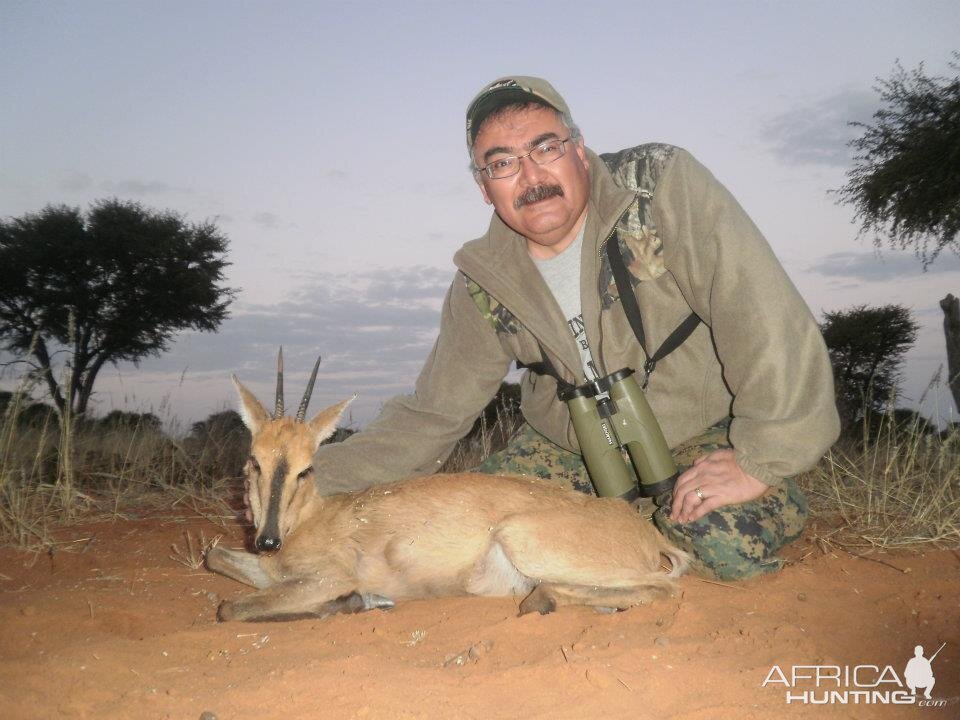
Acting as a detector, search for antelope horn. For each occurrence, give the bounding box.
[274,346,284,419]
[296,355,323,422]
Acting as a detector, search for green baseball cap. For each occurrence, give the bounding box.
[465,75,571,148]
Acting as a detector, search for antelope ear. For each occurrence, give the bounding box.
[308,395,356,447]
[232,375,271,434]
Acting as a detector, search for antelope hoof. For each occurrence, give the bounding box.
[204,545,226,569]
[216,599,238,623]
[519,586,556,616]
[361,593,395,611]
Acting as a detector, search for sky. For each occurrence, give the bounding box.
[2,0,959,432]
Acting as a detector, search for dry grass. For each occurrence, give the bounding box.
[169,528,221,569]
[0,385,238,552]
[800,412,960,550]
[3,377,957,554]
[451,397,960,553]
[440,395,523,473]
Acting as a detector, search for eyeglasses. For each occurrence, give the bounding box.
[477,137,572,179]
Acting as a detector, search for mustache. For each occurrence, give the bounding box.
[514,184,564,209]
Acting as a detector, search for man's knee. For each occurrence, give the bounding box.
[476,423,595,495]
[653,479,809,580]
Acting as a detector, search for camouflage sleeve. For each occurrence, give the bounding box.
[311,271,513,494]
[655,149,840,484]
[464,276,523,335]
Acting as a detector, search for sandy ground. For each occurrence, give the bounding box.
[1,511,958,720]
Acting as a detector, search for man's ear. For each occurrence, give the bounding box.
[574,137,590,172]
[474,171,493,205]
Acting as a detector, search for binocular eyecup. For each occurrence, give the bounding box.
[559,368,678,502]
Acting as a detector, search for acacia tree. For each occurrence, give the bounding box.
[837,53,960,412]
[0,199,235,417]
[821,304,919,430]
[837,53,960,264]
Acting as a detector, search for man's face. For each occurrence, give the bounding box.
[472,105,590,258]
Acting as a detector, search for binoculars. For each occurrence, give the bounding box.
[559,368,678,502]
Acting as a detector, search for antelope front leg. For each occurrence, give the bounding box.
[217,577,395,622]
[205,545,274,589]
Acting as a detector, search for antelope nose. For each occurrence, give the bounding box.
[256,535,281,552]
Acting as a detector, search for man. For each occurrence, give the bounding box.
[312,76,840,579]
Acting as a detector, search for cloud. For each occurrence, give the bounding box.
[287,266,452,306]
[59,171,94,192]
[362,266,452,303]
[761,88,877,167]
[2,264,461,425]
[914,305,951,319]
[54,172,194,198]
[807,251,960,281]
[100,179,191,195]
[251,212,282,229]
[123,265,457,419]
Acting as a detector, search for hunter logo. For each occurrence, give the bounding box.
[761,642,951,707]
[905,644,944,700]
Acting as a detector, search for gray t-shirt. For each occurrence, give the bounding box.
[532,222,600,383]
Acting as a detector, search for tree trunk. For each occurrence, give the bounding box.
[75,354,108,418]
[32,337,67,416]
[941,293,960,415]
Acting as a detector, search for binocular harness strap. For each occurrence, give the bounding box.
[515,230,702,391]
[606,235,701,386]
[516,349,577,396]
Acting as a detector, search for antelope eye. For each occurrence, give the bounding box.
[249,456,261,473]
[296,466,314,481]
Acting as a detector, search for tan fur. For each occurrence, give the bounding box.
[206,377,690,622]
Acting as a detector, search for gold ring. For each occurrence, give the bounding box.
[695,486,705,502]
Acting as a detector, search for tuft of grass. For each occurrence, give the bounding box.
[801,410,960,550]
[170,529,221,569]
[440,390,523,473]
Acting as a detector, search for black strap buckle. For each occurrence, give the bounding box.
[642,358,656,388]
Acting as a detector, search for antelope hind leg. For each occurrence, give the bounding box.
[205,546,274,589]
[519,579,677,617]
[217,577,396,623]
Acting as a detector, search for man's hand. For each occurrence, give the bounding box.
[669,449,770,524]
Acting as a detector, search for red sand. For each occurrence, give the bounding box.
[1,515,957,720]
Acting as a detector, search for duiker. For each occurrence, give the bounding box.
[206,354,689,622]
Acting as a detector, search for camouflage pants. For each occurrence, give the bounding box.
[476,420,808,580]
